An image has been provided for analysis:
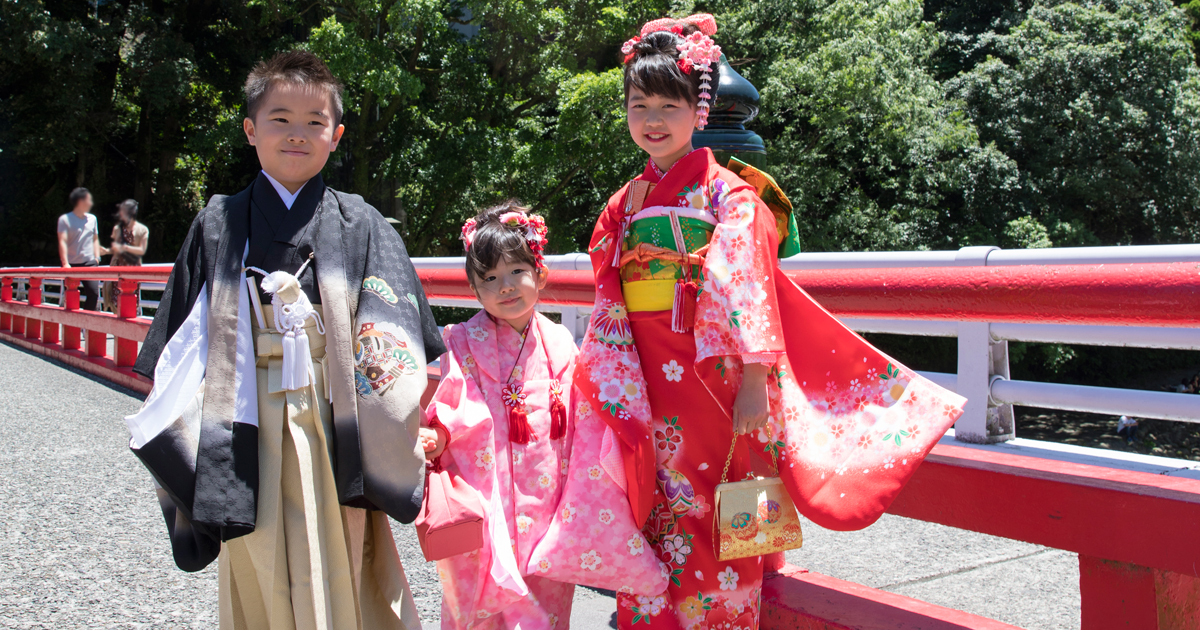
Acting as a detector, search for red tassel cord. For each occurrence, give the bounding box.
[671,278,700,333]
[502,383,532,444]
[549,380,568,440]
[509,406,532,444]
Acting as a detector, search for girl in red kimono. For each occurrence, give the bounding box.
[573,15,967,630]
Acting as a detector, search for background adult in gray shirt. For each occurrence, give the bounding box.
[57,187,108,311]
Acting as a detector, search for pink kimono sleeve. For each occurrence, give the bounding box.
[695,175,788,366]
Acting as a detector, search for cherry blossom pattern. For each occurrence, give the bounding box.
[580,550,603,571]
[662,360,685,382]
[661,531,694,565]
[680,592,715,622]
[475,446,495,471]
[717,566,739,591]
[630,595,667,625]
[655,415,684,456]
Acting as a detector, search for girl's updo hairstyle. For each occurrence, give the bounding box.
[463,200,542,287]
[622,22,719,108]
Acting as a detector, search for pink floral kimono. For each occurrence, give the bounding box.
[427,310,664,629]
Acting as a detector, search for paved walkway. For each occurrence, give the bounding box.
[0,341,1078,629]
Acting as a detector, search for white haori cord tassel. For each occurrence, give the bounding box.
[246,256,324,391]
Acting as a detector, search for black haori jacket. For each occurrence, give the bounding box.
[129,182,444,572]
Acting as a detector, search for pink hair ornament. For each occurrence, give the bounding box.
[460,210,549,268]
[622,14,722,129]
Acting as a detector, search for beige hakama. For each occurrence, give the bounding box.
[218,306,421,630]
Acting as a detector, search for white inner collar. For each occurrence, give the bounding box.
[261,171,306,210]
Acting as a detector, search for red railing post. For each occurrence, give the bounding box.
[11,279,26,337]
[62,278,81,351]
[85,274,107,359]
[115,277,139,367]
[25,277,43,342]
[0,277,11,331]
[1078,554,1200,629]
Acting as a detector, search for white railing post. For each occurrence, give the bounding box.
[951,245,1013,443]
[559,306,591,344]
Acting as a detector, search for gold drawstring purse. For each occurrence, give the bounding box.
[712,432,804,561]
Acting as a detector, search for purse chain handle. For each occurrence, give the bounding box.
[719,426,780,485]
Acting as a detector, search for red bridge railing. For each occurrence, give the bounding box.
[2,260,1199,628]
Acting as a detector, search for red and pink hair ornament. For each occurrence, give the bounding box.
[621,14,722,129]
[460,210,549,268]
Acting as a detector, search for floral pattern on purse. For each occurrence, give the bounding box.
[712,434,803,561]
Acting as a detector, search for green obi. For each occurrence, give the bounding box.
[620,212,714,312]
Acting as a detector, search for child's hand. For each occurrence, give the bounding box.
[733,363,770,436]
[419,427,447,460]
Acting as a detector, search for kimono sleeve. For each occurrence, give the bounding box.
[694,174,787,365]
[134,204,211,378]
[343,211,445,522]
[425,325,496,451]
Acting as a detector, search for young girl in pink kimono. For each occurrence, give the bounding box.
[420,202,665,629]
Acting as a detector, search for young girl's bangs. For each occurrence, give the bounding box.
[623,53,696,105]
[466,223,538,284]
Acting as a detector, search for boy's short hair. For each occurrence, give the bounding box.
[623,24,719,106]
[69,187,90,208]
[244,51,345,125]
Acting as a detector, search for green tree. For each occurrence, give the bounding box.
[948,0,1200,246]
[713,0,1017,251]
[0,0,316,264]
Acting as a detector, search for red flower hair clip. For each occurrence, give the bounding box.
[461,210,549,268]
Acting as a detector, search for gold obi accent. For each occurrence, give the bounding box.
[620,209,715,312]
[252,304,329,396]
[622,279,679,313]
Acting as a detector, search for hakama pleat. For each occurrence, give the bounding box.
[219,308,420,630]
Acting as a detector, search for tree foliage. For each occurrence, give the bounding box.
[2,0,1200,266]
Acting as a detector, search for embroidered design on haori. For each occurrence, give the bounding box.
[362,276,398,304]
[406,292,419,308]
[353,321,419,396]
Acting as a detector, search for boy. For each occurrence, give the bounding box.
[57,187,104,310]
[126,51,443,630]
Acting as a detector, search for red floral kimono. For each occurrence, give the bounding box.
[574,149,966,629]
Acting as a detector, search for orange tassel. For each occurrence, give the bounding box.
[509,407,532,444]
[550,399,568,440]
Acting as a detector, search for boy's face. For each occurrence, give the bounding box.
[243,83,344,192]
[626,86,700,166]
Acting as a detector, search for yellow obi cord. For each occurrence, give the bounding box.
[622,278,679,313]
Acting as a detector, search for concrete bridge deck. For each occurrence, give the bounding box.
[0,341,1079,629]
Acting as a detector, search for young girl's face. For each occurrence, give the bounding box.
[471,256,547,332]
[626,86,700,167]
